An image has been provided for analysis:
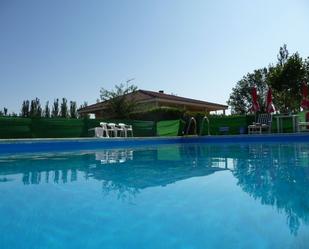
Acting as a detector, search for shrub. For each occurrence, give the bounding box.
[129,107,185,121]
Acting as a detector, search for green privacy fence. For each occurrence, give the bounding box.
[0,114,300,139]
[0,117,32,138]
[0,117,157,139]
[199,114,295,135]
[31,119,84,138]
[199,115,250,135]
[156,120,185,136]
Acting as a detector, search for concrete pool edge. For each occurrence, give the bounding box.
[0,133,309,154]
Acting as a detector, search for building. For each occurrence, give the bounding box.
[78,89,228,118]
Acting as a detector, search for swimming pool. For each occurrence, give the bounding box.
[1,136,309,248]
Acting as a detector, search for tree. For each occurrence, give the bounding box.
[228,45,309,114]
[100,83,138,118]
[305,57,309,80]
[29,98,42,118]
[268,52,306,113]
[69,101,77,118]
[21,100,30,117]
[60,98,68,118]
[1,108,8,116]
[51,99,59,118]
[78,101,89,119]
[44,101,50,118]
[228,68,268,114]
[277,44,289,66]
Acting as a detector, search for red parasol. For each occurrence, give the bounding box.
[251,86,260,112]
[266,88,275,113]
[301,82,309,110]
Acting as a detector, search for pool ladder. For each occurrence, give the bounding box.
[185,117,197,135]
[200,116,210,136]
[184,116,210,136]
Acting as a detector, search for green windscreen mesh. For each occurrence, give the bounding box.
[297,112,309,132]
[1,114,300,139]
[131,120,155,137]
[198,116,249,135]
[298,112,306,123]
[0,117,32,138]
[31,119,84,138]
[156,119,183,136]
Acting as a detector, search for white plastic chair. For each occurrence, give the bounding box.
[94,127,104,138]
[107,123,118,137]
[125,124,133,137]
[118,123,127,137]
[118,123,133,137]
[99,122,110,137]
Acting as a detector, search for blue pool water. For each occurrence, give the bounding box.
[1,142,309,249]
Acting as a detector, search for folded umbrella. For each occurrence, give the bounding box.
[251,86,260,113]
[266,88,275,113]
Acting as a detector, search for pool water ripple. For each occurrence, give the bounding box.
[1,143,309,249]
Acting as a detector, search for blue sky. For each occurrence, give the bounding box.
[1,0,309,113]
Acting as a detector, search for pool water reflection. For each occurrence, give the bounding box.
[1,143,309,249]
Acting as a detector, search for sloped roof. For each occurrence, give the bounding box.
[138,90,228,109]
[78,89,228,113]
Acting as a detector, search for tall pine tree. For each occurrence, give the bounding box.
[70,101,77,118]
[52,99,59,118]
[60,98,68,118]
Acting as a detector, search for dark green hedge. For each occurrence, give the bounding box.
[129,107,185,121]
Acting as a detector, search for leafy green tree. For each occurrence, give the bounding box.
[100,83,138,118]
[69,101,77,118]
[277,44,289,66]
[228,68,268,114]
[44,101,50,118]
[304,57,309,83]
[52,99,59,117]
[268,52,307,113]
[228,45,309,114]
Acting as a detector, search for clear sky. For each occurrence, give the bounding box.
[1,0,309,114]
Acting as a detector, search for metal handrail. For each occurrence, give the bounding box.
[185,117,197,135]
